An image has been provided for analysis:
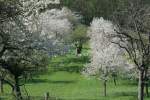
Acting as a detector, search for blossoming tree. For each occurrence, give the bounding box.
[83,18,131,96]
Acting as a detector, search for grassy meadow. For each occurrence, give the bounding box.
[1,47,150,100]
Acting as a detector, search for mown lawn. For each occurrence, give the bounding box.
[1,48,150,100]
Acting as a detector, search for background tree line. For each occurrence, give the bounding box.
[61,0,150,25]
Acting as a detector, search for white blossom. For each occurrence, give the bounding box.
[83,17,133,80]
[39,7,73,40]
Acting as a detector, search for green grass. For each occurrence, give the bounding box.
[1,47,150,100]
[2,71,150,100]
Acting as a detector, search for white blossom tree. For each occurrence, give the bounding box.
[39,7,73,40]
[0,0,61,99]
[83,18,132,96]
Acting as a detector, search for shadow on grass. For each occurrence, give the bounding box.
[22,96,100,100]
[0,94,14,100]
[64,55,90,63]
[51,56,90,65]
[110,91,138,100]
[112,91,137,97]
[52,65,83,73]
[27,79,77,84]
[120,80,138,86]
[22,96,63,100]
[61,98,102,100]
[50,55,90,73]
[0,97,6,100]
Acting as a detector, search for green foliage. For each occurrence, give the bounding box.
[61,0,119,24]
[70,24,88,43]
[61,0,150,25]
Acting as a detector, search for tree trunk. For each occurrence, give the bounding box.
[0,79,4,93]
[14,76,22,100]
[138,70,145,100]
[45,92,49,100]
[145,83,149,97]
[113,76,117,86]
[76,47,82,55]
[76,48,81,55]
[103,80,107,97]
[144,69,149,97]
[76,43,82,55]
[112,72,117,86]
